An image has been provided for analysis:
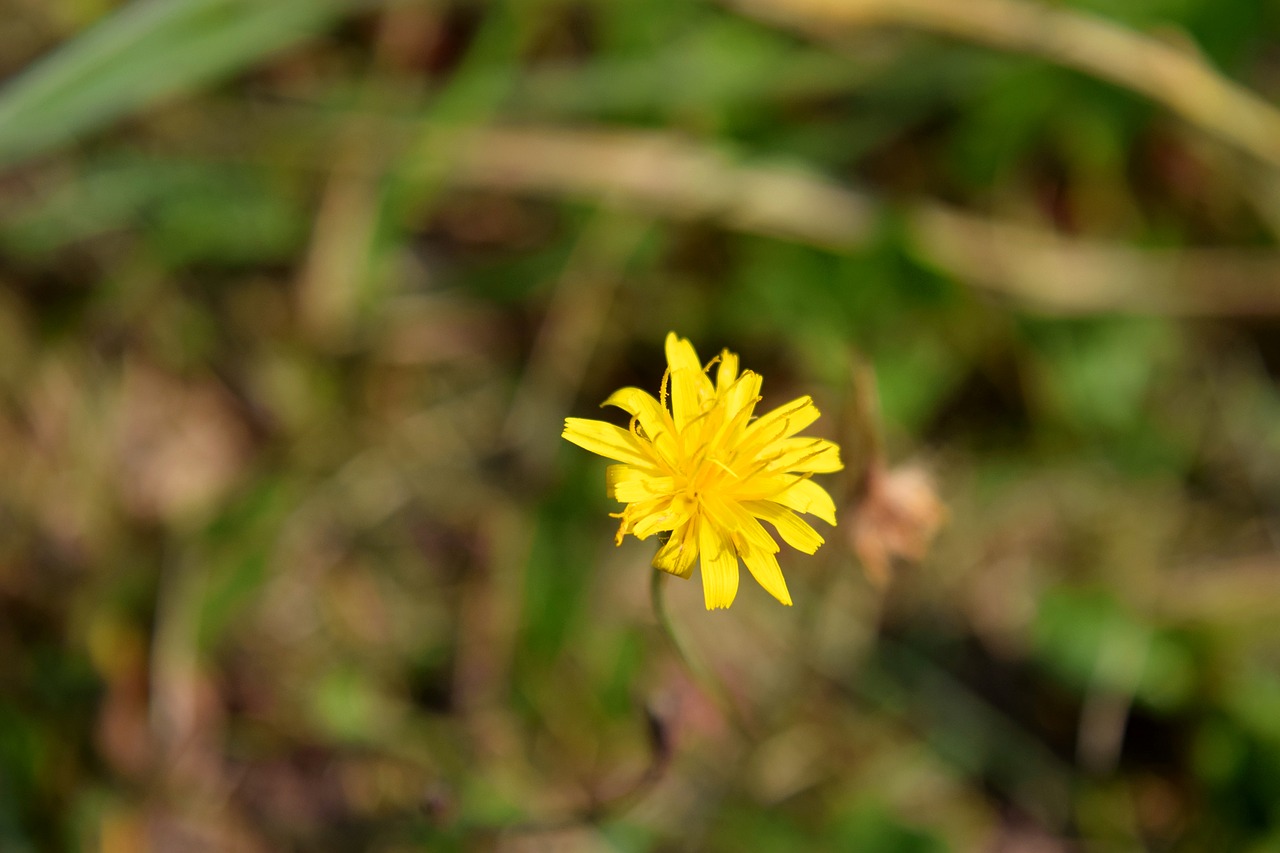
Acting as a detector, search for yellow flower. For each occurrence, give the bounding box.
[563,332,842,610]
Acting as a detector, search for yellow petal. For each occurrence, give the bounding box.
[603,387,671,442]
[702,494,780,555]
[742,547,792,606]
[566,330,842,610]
[721,370,762,424]
[609,470,676,503]
[774,478,838,525]
[715,349,739,392]
[724,474,795,502]
[743,396,820,445]
[698,518,739,610]
[563,418,653,467]
[664,331,702,373]
[631,497,689,539]
[744,501,825,554]
[665,333,713,428]
[653,520,699,578]
[699,397,758,467]
[669,366,708,430]
[766,437,843,473]
[605,464,644,499]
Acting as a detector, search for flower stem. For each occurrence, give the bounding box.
[648,569,754,737]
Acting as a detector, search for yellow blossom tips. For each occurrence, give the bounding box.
[563,332,842,610]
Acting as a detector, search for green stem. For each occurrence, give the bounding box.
[648,569,754,737]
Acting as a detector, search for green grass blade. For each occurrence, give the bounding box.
[0,0,364,169]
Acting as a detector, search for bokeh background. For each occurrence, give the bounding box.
[2,0,1280,850]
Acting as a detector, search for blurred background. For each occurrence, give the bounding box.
[2,0,1280,850]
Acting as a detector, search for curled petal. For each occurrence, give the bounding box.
[603,387,671,441]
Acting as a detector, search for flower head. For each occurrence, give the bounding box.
[563,332,842,609]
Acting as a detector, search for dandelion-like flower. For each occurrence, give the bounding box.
[563,332,842,610]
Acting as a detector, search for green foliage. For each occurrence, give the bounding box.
[0,0,360,167]
[832,804,950,853]
[1,0,1279,848]
[1034,588,1197,711]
